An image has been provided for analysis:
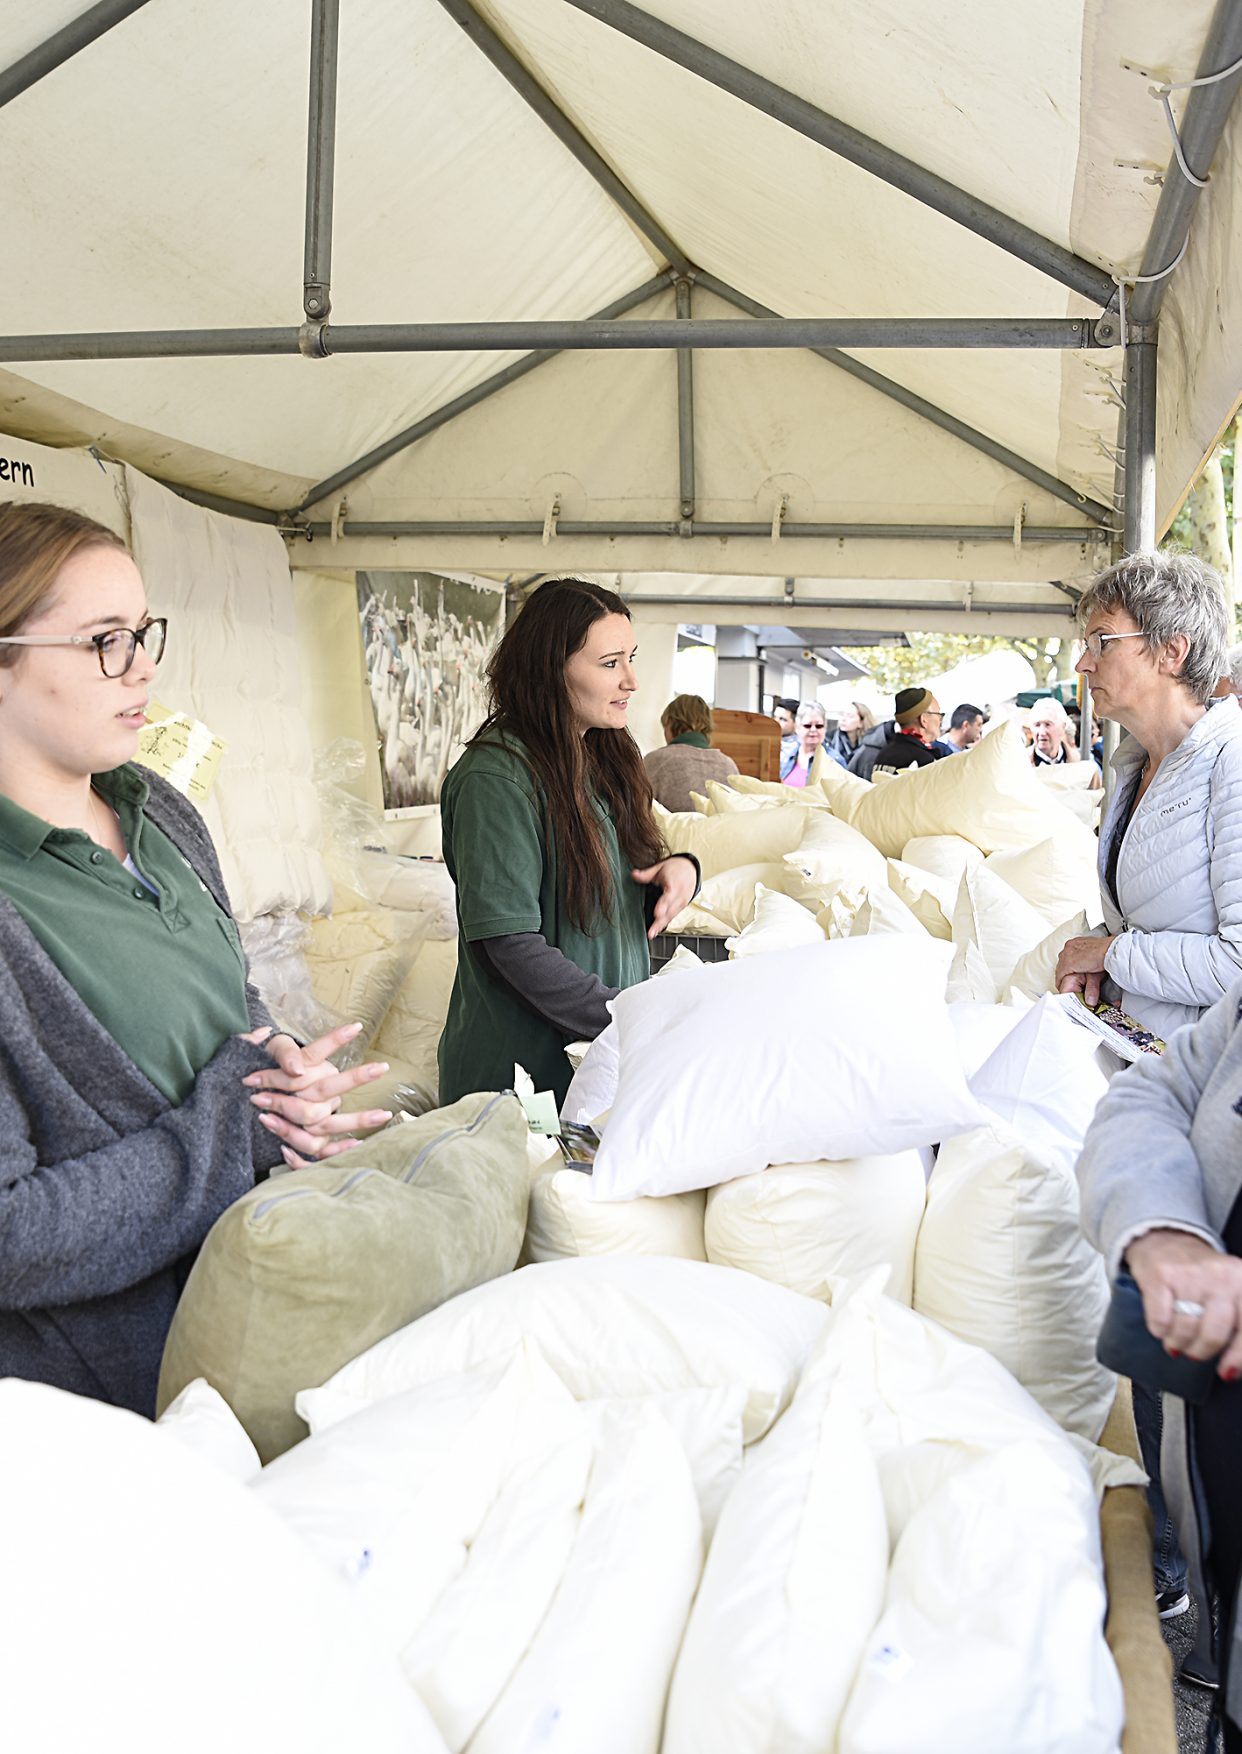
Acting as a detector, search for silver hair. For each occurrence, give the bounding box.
[795,701,827,726]
[1229,644,1242,693]
[1029,697,1068,724]
[1077,549,1229,706]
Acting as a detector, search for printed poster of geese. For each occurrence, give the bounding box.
[357,570,503,809]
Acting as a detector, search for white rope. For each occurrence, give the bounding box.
[1112,230,1191,344]
[1148,50,1242,190]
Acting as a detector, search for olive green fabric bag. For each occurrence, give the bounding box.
[157,1091,530,1461]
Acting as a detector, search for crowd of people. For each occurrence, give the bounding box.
[6,495,1242,1741]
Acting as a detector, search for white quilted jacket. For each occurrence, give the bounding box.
[1101,695,1242,1040]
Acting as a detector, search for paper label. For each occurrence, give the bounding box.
[136,699,226,803]
[514,1063,562,1137]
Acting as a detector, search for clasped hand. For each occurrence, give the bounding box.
[1128,1229,1242,1381]
[239,1021,393,1168]
[1054,933,1116,1007]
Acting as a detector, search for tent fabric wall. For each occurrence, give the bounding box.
[290,569,388,813]
[0,433,129,537]
[0,0,1237,614]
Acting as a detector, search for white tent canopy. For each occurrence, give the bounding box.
[1,0,1240,626]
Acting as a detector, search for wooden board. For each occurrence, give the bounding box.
[712,707,782,782]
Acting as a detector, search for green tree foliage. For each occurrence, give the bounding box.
[838,631,1074,696]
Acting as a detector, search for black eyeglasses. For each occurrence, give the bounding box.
[0,617,168,677]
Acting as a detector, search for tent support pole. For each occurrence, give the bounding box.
[303,518,1099,542]
[436,0,691,274]
[1123,338,1158,553]
[698,273,1115,528]
[559,0,1117,307]
[0,0,153,111]
[0,316,1107,361]
[675,277,695,520]
[297,272,673,511]
[303,0,340,323]
[1129,0,1242,325]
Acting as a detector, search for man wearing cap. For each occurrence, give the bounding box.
[869,687,948,776]
[936,702,987,755]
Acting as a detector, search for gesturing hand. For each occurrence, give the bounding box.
[239,1022,393,1166]
[633,854,699,940]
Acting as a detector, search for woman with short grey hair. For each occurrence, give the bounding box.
[1056,546,1242,1649]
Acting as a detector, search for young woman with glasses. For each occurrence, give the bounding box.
[0,500,391,1418]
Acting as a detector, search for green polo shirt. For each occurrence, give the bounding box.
[438,736,651,1104]
[0,764,251,1105]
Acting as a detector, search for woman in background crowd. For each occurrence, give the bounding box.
[642,693,738,813]
[1055,548,1242,1661]
[826,700,875,768]
[780,701,828,788]
[439,579,698,1107]
[1079,986,1242,1735]
[0,502,389,1417]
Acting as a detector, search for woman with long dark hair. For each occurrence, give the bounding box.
[437,579,697,1105]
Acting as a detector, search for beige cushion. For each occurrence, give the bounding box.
[722,775,831,809]
[727,886,826,958]
[374,936,459,1099]
[782,811,888,892]
[684,861,810,934]
[1006,910,1092,1001]
[886,858,955,939]
[850,721,1070,857]
[815,759,871,823]
[947,865,1051,1003]
[900,834,984,888]
[526,1168,707,1263]
[655,801,809,880]
[821,882,926,939]
[984,833,1104,929]
[157,1091,530,1461]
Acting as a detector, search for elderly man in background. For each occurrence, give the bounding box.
[1029,697,1103,789]
[936,702,986,755]
[868,687,946,775]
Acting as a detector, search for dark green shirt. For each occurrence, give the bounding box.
[0,765,251,1104]
[438,736,651,1103]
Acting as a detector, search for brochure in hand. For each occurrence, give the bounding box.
[1057,992,1166,1063]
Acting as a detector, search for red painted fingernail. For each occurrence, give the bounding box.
[1168,1349,1181,1358]
[1225,1367,1239,1382]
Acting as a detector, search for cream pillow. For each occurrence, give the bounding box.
[725,774,832,809]
[900,834,984,888]
[656,802,809,880]
[663,1378,887,1754]
[850,720,1070,857]
[305,907,425,1054]
[985,835,1104,929]
[913,1121,1115,1440]
[526,1168,707,1262]
[783,810,887,891]
[727,886,826,958]
[886,858,955,939]
[1007,911,1091,1000]
[821,882,926,939]
[690,862,809,934]
[816,759,870,823]
[703,1152,928,1305]
[947,865,1051,1003]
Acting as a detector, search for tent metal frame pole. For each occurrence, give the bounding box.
[1129,0,1242,325]
[304,518,1099,542]
[1123,338,1158,552]
[675,276,695,520]
[298,273,672,511]
[153,479,284,524]
[558,0,1117,307]
[303,0,341,324]
[697,272,1116,528]
[0,0,153,111]
[0,316,1106,362]
[436,0,691,275]
[606,595,1077,617]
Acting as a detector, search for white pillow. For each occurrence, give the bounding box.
[691,862,809,933]
[527,1167,707,1262]
[913,1121,1115,1440]
[968,993,1111,1173]
[469,1403,702,1754]
[1006,911,1091,1000]
[656,803,809,880]
[946,998,1032,1080]
[561,946,705,1124]
[2,1381,441,1754]
[782,810,887,891]
[850,720,1071,858]
[663,1378,887,1754]
[984,833,1103,929]
[156,1377,261,1482]
[311,1256,830,1445]
[886,858,955,939]
[838,1442,1122,1754]
[727,885,826,958]
[703,1153,928,1306]
[900,834,984,888]
[593,939,979,1201]
[947,864,1050,1003]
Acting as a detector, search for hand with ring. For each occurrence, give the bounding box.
[1127,1228,1242,1381]
[239,1022,394,1166]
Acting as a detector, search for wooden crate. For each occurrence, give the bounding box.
[712,707,782,782]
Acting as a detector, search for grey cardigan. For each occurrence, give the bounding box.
[1078,981,1242,1715]
[0,771,282,1416]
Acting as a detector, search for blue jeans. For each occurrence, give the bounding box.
[1133,1379,1189,1595]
